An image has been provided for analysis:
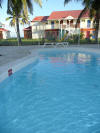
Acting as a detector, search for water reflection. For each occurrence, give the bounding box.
[39,51,100,76]
[39,52,93,65]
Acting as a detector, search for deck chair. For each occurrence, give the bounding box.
[56,41,69,47]
[43,42,55,47]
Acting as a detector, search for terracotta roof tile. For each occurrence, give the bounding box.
[32,16,49,22]
[48,10,89,20]
[24,26,32,31]
[0,28,9,31]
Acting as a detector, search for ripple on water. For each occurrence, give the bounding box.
[0,51,100,133]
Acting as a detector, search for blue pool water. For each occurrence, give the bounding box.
[0,50,100,133]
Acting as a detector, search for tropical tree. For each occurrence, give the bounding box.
[6,11,30,31]
[7,0,42,46]
[90,0,100,43]
[64,0,100,43]
[0,0,42,45]
[7,0,24,45]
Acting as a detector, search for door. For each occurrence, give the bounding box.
[51,21,54,29]
[86,31,90,38]
[0,31,3,39]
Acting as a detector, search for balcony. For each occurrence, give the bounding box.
[45,24,59,30]
[62,24,80,29]
[32,23,80,32]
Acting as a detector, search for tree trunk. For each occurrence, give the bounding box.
[95,12,99,44]
[15,16,22,46]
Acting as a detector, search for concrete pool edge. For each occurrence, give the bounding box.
[0,50,38,83]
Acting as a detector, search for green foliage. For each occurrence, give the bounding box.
[61,32,68,41]
[6,0,42,46]
[0,38,99,46]
[80,32,84,39]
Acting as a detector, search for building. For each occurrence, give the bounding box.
[24,10,100,40]
[24,26,32,39]
[0,22,10,39]
[0,28,10,39]
[31,16,49,39]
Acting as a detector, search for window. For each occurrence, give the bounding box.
[51,21,54,24]
[87,20,91,28]
[60,20,63,24]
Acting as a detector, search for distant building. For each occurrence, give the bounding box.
[0,28,10,39]
[24,26,32,39]
[31,16,49,39]
[0,22,10,39]
[24,10,100,40]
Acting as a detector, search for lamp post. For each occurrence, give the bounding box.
[61,23,63,40]
[59,20,61,40]
[69,20,71,36]
[78,29,80,46]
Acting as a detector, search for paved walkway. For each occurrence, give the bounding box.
[0,46,33,67]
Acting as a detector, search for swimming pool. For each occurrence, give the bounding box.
[0,50,100,133]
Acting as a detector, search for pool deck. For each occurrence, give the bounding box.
[0,44,100,82]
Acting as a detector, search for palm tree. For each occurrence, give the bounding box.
[7,0,42,45]
[64,0,100,43]
[0,0,42,45]
[7,0,22,45]
[90,0,100,43]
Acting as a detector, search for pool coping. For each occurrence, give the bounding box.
[1,46,100,83]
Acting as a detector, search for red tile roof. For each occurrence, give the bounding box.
[48,10,89,20]
[0,28,9,32]
[24,26,32,31]
[32,16,49,22]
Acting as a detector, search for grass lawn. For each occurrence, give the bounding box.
[0,38,99,46]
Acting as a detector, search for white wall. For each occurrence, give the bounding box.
[32,22,46,39]
[80,18,94,29]
[3,31,10,39]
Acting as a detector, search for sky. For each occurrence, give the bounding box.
[0,0,84,37]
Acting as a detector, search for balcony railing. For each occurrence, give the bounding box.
[45,24,59,30]
[62,24,80,29]
[32,23,80,32]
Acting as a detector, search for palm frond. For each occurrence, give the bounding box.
[75,7,87,28]
[6,16,13,21]
[64,0,72,5]
[34,0,42,7]
[21,0,28,16]
[64,0,81,6]
[26,0,33,14]
[0,0,2,7]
